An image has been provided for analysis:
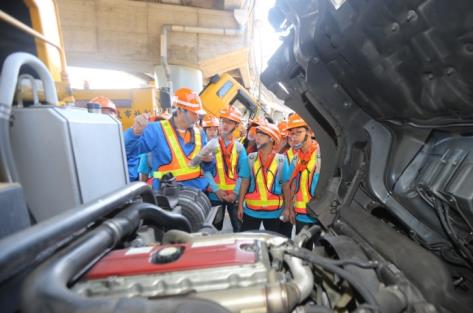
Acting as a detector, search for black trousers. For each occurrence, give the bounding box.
[240,214,281,233]
[212,201,241,232]
[279,221,294,238]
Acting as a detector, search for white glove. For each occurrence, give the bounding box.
[189,138,219,167]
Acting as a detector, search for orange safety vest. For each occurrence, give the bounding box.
[286,147,295,164]
[153,120,202,181]
[214,139,239,191]
[293,145,319,215]
[244,152,283,211]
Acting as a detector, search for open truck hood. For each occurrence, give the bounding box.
[262,0,473,312]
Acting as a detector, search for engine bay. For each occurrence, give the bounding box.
[14,195,425,313]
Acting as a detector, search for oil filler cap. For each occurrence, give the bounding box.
[152,246,183,264]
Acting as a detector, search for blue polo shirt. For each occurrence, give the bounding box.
[124,120,211,191]
[239,153,291,219]
[127,154,140,182]
[137,153,153,177]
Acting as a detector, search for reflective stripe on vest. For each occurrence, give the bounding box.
[153,120,202,181]
[294,148,318,215]
[245,154,282,211]
[286,148,295,164]
[214,142,239,191]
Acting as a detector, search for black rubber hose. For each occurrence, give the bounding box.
[330,259,379,269]
[0,182,154,284]
[285,248,379,309]
[117,202,192,233]
[20,204,230,313]
[434,199,473,268]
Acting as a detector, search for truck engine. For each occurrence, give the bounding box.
[15,198,410,313]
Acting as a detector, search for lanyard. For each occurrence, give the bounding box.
[219,137,235,176]
[258,150,276,188]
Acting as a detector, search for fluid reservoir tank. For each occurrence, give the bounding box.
[155,65,203,93]
[10,106,129,222]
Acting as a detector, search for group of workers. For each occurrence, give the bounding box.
[88,87,320,237]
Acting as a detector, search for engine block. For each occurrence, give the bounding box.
[74,239,272,298]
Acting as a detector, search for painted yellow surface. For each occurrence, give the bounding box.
[25,0,65,83]
[200,73,258,117]
[200,73,260,139]
[73,88,158,130]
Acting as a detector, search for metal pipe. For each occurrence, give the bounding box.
[51,0,71,89]
[20,204,230,313]
[0,52,58,106]
[284,255,314,303]
[159,6,247,90]
[16,74,40,106]
[170,25,243,36]
[0,10,69,88]
[0,182,154,283]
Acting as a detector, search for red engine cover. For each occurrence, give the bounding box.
[85,240,257,280]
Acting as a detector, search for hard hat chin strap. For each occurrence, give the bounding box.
[294,133,309,150]
[256,138,273,151]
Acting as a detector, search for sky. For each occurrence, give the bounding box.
[252,0,282,74]
[67,0,281,90]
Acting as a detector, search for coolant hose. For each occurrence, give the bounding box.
[20,203,230,313]
[116,201,191,232]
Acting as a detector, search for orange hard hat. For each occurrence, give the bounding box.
[287,113,308,130]
[89,96,117,114]
[202,114,220,128]
[248,116,267,128]
[256,123,281,145]
[173,88,206,114]
[278,120,288,138]
[220,106,242,123]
